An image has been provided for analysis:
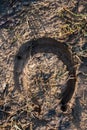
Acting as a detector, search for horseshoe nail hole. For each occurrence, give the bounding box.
[17,55,22,60]
[61,105,67,112]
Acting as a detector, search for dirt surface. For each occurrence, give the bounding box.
[0,0,87,130]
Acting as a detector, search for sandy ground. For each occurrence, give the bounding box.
[0,0,87,130]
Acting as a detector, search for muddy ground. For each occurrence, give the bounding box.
[0,0,87,130]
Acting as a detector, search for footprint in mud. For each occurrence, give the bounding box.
[13,37,77,112]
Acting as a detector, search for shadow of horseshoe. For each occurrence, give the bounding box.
[13,37,77,111]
